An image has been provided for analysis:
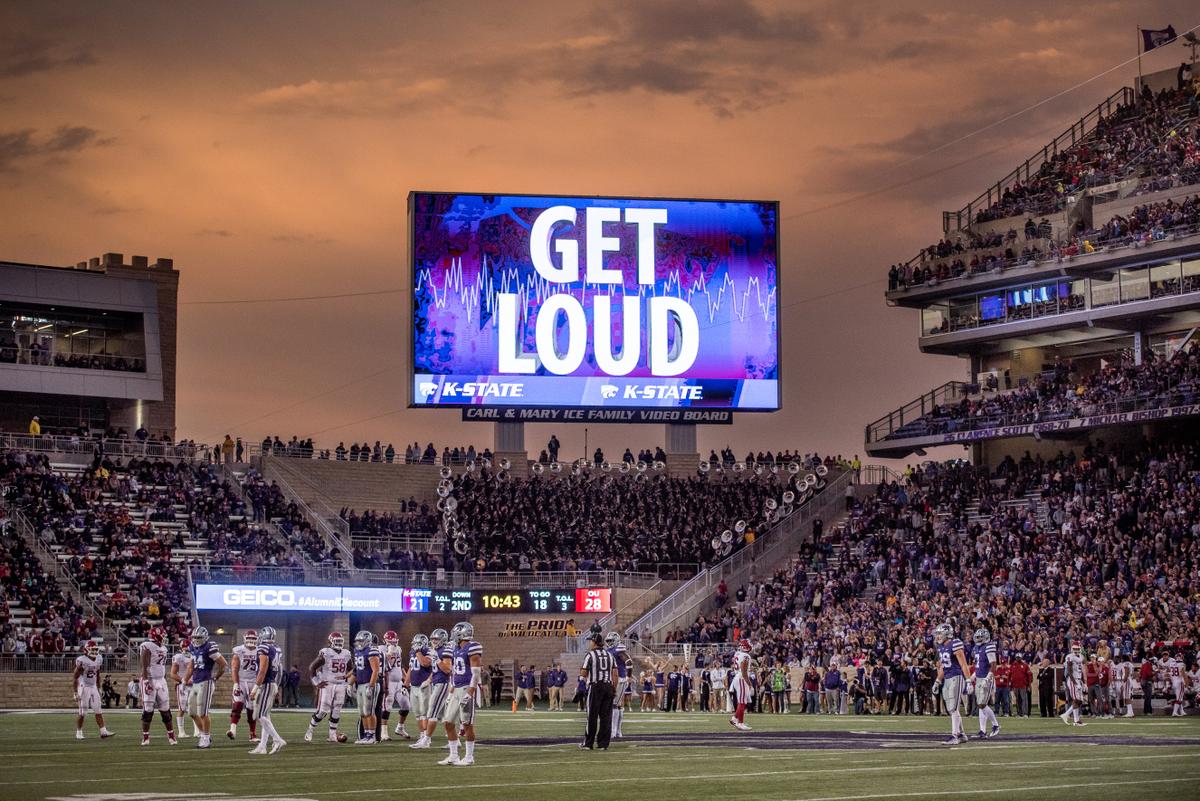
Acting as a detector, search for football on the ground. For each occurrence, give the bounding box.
[336,733,348,742]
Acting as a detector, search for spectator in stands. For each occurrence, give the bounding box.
[28,416,40,437]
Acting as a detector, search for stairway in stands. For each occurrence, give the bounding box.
[8,463,129,650]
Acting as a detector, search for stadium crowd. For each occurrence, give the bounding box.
[665,442,1198,714]
[447,458,836,573]
[973,86,1198,224]
[882,343,1200,441]
[889,191,1200,293]
[0,450,334,651]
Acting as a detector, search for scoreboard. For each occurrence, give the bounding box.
[431,588,612,615]
[195,583,611,615]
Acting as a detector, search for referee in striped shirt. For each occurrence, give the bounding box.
[580,632,617,750]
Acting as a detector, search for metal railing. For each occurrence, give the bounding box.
[8,506,130,652]
[625,470,853,641]
[891,212,1200,299]
[190,564,659,590]
[0,431,208,460]
[0,652,131,672]
[572,578,664,652]
[259,459,357,567]
[858,464,903,486]
[865,382,968,444]
[1,349,147,373]
[871,377,1200,444]
[942,86,1136,232]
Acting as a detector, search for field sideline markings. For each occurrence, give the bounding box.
[103,752,1198,798]
[3,737,1193,769]
[780,774,1200,801]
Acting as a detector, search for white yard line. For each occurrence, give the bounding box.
[780,775,1200,801]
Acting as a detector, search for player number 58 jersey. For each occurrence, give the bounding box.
[320,647,350,684]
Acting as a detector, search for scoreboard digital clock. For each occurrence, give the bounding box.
[195,583,612,615]
[430,588,611,614]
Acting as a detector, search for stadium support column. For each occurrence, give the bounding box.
[494,421,529,477]
[1133,330,1145,366]
[665,423,699,478]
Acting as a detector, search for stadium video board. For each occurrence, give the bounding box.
[409,192,780,411]
[195,584,611,615]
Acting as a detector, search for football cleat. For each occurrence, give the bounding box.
[456,756,475,766]
[75,730,84,740]
[989,724,1001,738]
[975,731,988,740]
[249,745,267,755]
[943,735,962,745]
[734,722,752,731]
[304,729,313,743]
[141,734,150,746]
[270,738,287,754]
[166,732,177,745]
[410,738,431,749]
[438,753,461,765]
[100,730,115,739]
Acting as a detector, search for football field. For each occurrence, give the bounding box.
[3,708,1199,801]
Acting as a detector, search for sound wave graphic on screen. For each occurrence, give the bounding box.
[415,256,776,328]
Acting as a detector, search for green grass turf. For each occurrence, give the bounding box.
[2,706,1199,801]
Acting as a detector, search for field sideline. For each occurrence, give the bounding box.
[2,708,1198,801]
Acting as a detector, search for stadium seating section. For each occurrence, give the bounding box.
[881,343,1200,441]
[670,445,1198,677]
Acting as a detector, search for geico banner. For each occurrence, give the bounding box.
[196,584,343,612]
[194,584,432,613]
[932,403,1200,445]
[410,192,780,411]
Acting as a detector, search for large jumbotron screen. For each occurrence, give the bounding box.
[409,191,780,411]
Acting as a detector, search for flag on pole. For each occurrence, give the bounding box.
[1141,25,1176,52]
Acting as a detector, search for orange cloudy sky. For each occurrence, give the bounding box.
[1,1,1194,462]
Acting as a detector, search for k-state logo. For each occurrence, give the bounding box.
[223,589,297,607]
[600,385,619,399]
[419,382,439,397]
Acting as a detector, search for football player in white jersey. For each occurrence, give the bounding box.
[170,640,196,737]
[1165,651,1186,716]
[138,626,178,745]
[73,641,115,740]
[229,629,260,742]
[380,630,412,740]
[1060,641,1086,726]
[305,631,350,743]
[729,638,753,731]
[1120,654,1136,717]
